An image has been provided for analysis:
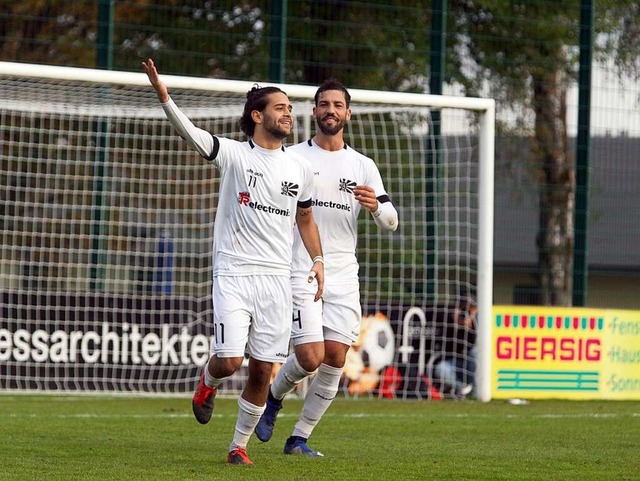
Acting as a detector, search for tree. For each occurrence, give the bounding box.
[284,1,431,90]
[447,0,639,305]
[0,1,270,78]
[0,0,97,66]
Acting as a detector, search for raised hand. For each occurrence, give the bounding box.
[141,58,169,103]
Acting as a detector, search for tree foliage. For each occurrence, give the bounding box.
[1,1,637,90]
[284,1,431,90]
[0,1,269,78]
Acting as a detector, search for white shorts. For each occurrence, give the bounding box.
[290,281,361,347]
[212,275,291,363]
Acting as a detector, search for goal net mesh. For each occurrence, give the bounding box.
[0,65,486,399]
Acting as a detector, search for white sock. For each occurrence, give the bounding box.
[203,358,225,389]
[292,363,342,439]
[229,396,265,452]
[271,353,314,400]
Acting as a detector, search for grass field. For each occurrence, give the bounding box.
[1,395,638,481]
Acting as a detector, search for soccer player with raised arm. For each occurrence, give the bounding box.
[142,59,324,466]
[255,78,398,457]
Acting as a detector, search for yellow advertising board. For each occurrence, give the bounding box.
[492,305,640,400]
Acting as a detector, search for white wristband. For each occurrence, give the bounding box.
[372,207,383,218]
[312,256,324,265]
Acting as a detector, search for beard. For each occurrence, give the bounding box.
[316,114,345,136]
[263,117,291,140]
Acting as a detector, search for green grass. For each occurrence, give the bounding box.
[1,395,638,481]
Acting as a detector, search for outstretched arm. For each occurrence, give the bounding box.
[141,59,215,159]
[295,206,324,302]
[353,185,399,231]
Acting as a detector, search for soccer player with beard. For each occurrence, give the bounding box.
[142,59,325,466]
[255,78,399,457]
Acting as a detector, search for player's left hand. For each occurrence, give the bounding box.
[308,262,324,302]
[354,185,378,212]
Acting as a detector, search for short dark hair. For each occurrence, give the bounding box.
[454,285,477,309]
[314,78,351,108]
[239,85,287,137]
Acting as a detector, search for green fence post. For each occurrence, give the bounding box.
[573,0,594,306]
[269,0,287,83]
[426,0,446,301]
[90,0,114,290]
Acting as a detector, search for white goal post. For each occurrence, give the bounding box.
[0,61,494,401]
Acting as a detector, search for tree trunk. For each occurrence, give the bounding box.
[532,69,575,306]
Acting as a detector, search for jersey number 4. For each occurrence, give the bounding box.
[292,309,302,330]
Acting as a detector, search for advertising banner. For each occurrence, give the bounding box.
[492,305,640,400]
[4,293,638,400]
[0,292,213,392]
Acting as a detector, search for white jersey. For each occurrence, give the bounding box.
[289,139,389,284]
[160,98,313,276]
[211,137,314,276]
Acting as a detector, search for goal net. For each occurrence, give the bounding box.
[0,62,494,401]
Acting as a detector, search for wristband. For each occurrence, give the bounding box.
[372,207,382,218]
[312,256,324,265]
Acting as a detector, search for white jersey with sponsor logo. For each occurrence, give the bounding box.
[211,137,314,276]
[289,139,388,284]
[160,98,313,277]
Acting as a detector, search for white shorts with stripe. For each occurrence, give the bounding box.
[290,281,361,347]
[212,274,292,363]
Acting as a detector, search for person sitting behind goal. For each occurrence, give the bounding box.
[431,294,478,399]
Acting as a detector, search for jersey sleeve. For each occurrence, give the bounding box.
[297,158,315,204]
[161,98,217,159]
[210,137,243,171]
[363,154,398,230]
[364,156,389,200]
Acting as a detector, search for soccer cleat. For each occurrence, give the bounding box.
[254,389,283,442]
[459,383,474,397]
[191,368,217,424]
[227,448,254,466]
[452,383,474,400]
[283,436,324,457]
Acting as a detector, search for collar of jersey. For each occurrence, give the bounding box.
[307,138,348,151]
[249,138,285,152]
